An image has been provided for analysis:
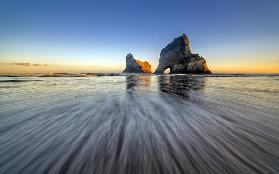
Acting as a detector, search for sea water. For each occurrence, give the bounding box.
[0,74,278,174]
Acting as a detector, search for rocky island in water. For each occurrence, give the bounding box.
[123,53,152,73]
[124,34,211,74]
[155,34,211,74]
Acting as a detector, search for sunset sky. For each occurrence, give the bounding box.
[0,0,278,74]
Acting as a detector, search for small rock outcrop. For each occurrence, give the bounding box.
[123,53,152,73]
[155,34,211,74]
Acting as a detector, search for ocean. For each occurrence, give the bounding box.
[0,74,279,174]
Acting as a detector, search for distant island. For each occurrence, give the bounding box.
[124,34,211,74]
[123,53,152,73]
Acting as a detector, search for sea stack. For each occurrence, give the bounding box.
[154,34,211,74]
[123,53,152,73]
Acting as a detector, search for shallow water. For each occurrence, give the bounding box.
[0,74,279,174]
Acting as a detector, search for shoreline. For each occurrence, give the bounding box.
[0,73,278,78]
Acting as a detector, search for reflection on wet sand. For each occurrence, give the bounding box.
[126,74,152,90]
[158,75,206,97]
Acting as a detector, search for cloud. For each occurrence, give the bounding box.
[31,64,49,66]
[9,63,31,66]
[1,62,50,66]
[88,65,97,68]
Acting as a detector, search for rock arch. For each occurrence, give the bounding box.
[154,34,211,74]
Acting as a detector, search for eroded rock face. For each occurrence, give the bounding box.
[123,53,152,73]
[155,34,211,74]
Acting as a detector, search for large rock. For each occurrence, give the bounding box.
[155,34,211,74]
[123,53,152,73]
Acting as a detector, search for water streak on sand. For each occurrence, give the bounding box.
[0,75,279,174]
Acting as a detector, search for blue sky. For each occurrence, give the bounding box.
[0,0,279,73]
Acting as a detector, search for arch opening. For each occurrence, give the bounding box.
[164,68,170,74]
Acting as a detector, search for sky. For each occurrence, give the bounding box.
[0,0,279,73]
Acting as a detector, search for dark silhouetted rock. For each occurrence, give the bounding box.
[123,53,152,73]
[155,34,211,74]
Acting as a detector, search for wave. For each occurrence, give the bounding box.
[0,75,278,174]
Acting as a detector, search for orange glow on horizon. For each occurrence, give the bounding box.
[208,64,279,74]
[0,64,124,74]
[0,62,278,74]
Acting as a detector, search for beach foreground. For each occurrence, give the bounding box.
[0,74,279,174]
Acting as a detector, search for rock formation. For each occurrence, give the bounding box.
[123,53,152,73]
[155,34,211,74]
